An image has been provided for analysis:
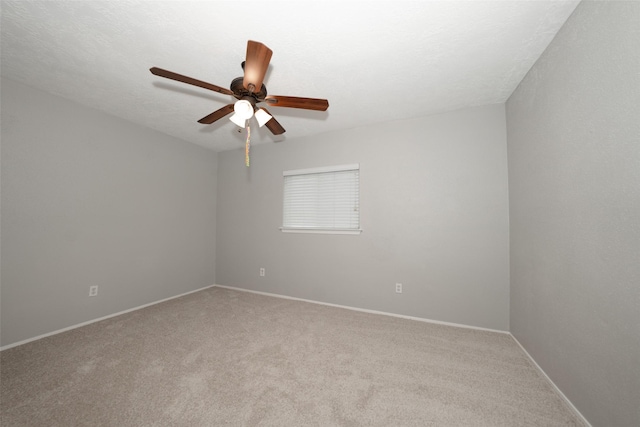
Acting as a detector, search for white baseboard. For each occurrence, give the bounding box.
[0,285,216,351]
[213,284,510,335]
[510,334,592,427]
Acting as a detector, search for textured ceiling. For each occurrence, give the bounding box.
[1,0,580,152]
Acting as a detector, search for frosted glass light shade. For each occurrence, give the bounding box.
[233,100,254,120]
[229,113,246,128]
[254,108,273,127]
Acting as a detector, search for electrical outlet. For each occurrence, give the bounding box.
[259,267,265,277]
[395,283,402,294]
[89,286,98,297]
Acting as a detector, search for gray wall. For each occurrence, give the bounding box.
[1,78,218,347]
[217,104,510,331]
[506,1,640,426]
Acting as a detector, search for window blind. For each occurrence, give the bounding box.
[282,164,360,233]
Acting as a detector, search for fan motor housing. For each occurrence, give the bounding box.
[230,76,267,100]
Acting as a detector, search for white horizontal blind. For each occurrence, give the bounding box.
[283,164,360,232]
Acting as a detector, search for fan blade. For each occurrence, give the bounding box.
[243,41,272,93]
[197,104,235,124]
[261,108,285,135]
[150,67,234,96]
[264,95,329,111]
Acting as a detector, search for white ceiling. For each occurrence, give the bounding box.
[1,0,580,152]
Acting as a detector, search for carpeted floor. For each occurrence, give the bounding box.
[1,286,584,426]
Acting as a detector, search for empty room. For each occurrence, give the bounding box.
[1,1,638,426]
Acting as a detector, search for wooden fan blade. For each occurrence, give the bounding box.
[260,108,285,135]
[197,104,235,124]
[150,67,234,96]
[264,95,329,111]
[243,41,272,93]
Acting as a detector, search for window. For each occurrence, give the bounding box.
[282,164,361,234]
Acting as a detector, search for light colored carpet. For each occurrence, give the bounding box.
[1,286,584,426]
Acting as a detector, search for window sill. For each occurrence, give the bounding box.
[280,228,362,235]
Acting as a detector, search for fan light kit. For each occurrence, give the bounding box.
[228,101,272,129]
[149,40,329,166]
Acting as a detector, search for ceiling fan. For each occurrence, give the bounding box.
[150,40,329,136]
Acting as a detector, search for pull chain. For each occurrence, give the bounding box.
[245,123,251,167]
